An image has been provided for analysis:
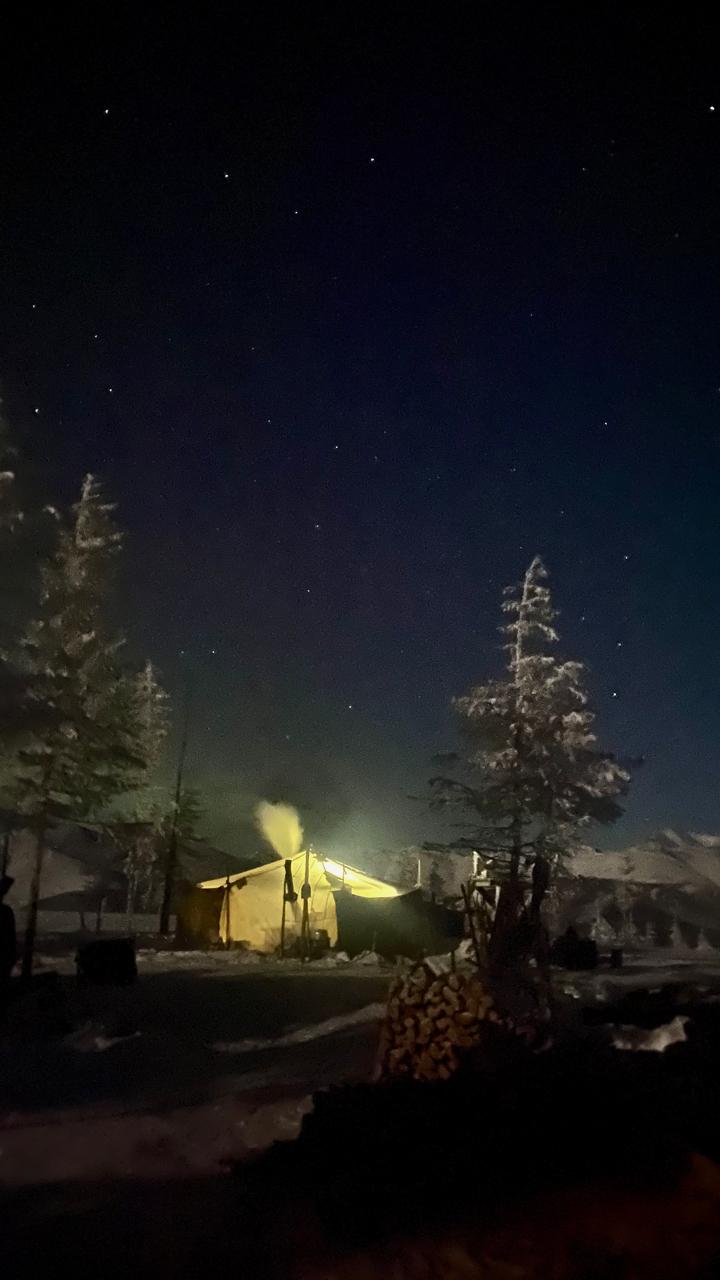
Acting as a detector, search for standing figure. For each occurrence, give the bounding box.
[0,874,17,1009]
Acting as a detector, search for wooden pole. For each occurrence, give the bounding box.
[461,882,483,972]
[280,859,292,957]
[21,823,46,981]
[159,668,193,935]
[223,874,231,949]
[301,846,311,961]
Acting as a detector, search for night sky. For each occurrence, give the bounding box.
[2,10,720,856]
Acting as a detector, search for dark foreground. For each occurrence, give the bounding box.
[8,1035,720,1278]
[7,981,720,1277]
[0,963,391,1184]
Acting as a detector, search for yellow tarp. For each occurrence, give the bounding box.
[198,851,398,951]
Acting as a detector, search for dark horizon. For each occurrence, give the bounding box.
[3,10,720,855]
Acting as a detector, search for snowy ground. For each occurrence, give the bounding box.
[4,944,720,1189]
[0,949,394,1187]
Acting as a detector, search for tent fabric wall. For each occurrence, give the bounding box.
[334,889,465,959]
[195,852,399,952]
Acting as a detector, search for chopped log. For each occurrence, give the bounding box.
[377,958,522,1083]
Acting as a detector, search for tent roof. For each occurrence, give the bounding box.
[198,849,399,896]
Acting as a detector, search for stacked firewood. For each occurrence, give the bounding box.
[377,961,514,1082]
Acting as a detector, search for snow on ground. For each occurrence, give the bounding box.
[5,944,720,1188]
[0,1087,315,1187]
[212,1001,386,1053]
[0,952,392,1187]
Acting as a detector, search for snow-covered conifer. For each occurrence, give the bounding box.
[431,556,630,956]
[3,475,167,973]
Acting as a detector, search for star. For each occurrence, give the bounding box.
[33,407,39,415]
[103,108,109,116]
[293,209,299,215]
[369,156,376,163]
[107,386,114,394]
[347,704,353,710]
[623,553,629,561]
[611,691,619,698]
[31,303,37,310]
[223,171,230,179]
[711,105,716,112]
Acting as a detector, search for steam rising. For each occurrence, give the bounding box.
[255,800,304,859]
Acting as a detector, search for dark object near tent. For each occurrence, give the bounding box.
[175,879,227,946]
[334,888,464,959]
[76,938,137,985]
[550,925,598,971]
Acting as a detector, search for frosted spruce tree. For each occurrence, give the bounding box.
[4,474,166,974]
[157,784,205,933]
[113,660,170,927]
[0,409,61,741]
[0,410,25,723]
[431,556,630,963]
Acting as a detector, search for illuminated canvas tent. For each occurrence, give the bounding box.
[177,850,399,952]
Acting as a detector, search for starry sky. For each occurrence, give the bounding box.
[2,9,720,856]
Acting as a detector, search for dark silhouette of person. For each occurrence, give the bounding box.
[0,874,17,1007]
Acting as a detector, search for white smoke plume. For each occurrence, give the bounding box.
[255,800,304,860]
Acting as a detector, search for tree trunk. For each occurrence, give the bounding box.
[492,561,532,966]
[1,828,10,878]
[95,895,105,934]
[125,866,137,934]
[529,851,550,922]
[158,836,176,935]
[22,827,46,981]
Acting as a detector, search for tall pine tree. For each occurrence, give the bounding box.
[431,556,630,959]
[0,407,59,739]
[131,659,170,786]
[4,474,164,974]
[116,660,170,925]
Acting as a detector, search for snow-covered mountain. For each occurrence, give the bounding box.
[556,831,720,945]
[568,830,720,893]
[3,819,244,912]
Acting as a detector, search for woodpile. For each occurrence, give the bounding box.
[377,961,515,1082]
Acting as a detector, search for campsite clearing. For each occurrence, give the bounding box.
[0,954,393,1186]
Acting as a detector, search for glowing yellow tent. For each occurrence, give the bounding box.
[183,850,399,952]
